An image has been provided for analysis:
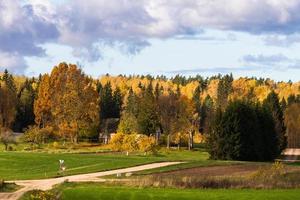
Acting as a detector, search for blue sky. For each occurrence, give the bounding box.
[2,0,300,81]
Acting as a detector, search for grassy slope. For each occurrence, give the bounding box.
[0,149,239,180]
[56,184,300,200]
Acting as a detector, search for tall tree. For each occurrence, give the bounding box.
[100,82,114,119]
[34,74,52,128]
[13,79,36,131]
[112,86,123,118]
[53,63,99,142]
[0,70,17,128]
[137,83,159,136]
[208,100,279,161]
[200,95,214,134]
[216,74,233,110]
[263,91,287,153]
[118,88,139,134]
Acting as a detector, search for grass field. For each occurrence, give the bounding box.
[0,149,237,180]
[28,183,300,200]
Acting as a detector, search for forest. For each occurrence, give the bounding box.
[0,62,300,161]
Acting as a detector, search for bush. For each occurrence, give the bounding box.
[25,190,58,200]
[109,133,125,151]
[249,161,286,182]
[138,135,158,154]
[23,126,54,146]
[109,133,158,154]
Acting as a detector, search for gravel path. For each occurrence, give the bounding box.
[0,162,182,200]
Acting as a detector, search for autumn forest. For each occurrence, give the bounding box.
[0,62,300,160]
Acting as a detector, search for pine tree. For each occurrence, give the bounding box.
[263,91,287,153]
[200,95,214,134]
[216,74,233,110]
[100,82,114,119]
[137,83,159,135]
[208,100,279,161]
[112,87,123,118]
[118,88,138,134]
[13,79,36,131]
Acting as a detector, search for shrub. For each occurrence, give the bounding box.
[249,161,286,182]
[26,190,58,200]
[109,133,158,154]
[122,134,139,153]
[0,179,3,189]
[138,135,158,154]
[52,141,59,149]
[23,126,54,146]
[109,133,125,151]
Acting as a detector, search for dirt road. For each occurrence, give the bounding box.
[0,162,182,200]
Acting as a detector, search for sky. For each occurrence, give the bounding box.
[2,0,300,81]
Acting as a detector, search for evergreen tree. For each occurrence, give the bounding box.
[118,89,139,134]
[13,79,36,131]
[137,83,159,135]
[208,100,279,161]
[192,85,201,114]
[216,74,233,110]
[112,87,123,118]
[263,91,287,153]
[200,95,214,133]
[154,82,161,100]
[100,82,114,119]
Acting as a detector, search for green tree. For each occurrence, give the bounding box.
[99,82,114,119]
[208,100,279,161]
[216,74,233,110]
[112,87,123,118]
[13,79,36,131]
[118,88,138,134]
[137,83,159,135]
[263,91,287,153]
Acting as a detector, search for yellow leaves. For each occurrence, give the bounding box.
[181,81,199,99]
[254,85,271,102]
[109,132,157,154]
[138,135,157,154]
[202,79,219,102]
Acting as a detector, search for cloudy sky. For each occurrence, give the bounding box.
[2,0,300,81]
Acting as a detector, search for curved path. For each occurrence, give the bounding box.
[0,162,182,200]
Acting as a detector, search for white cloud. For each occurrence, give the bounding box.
[2,0,300,73]
[0,51,27,74]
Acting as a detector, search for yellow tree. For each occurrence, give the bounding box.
[50,63,99,142]
[34,74,52,127]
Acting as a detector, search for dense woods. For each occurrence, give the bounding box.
[0,63,299,160]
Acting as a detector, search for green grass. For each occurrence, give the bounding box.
[38,183,300,200]
[0,149,238,180]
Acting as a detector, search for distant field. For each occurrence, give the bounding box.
[0,149,236,180]
[53,184,300,200]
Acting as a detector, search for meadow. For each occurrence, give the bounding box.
[22,183,300,200]
[0,147,237,180]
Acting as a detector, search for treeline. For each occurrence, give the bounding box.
[0,63,299,160]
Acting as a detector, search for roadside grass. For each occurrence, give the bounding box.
[21,182,300,200]
[0,181,20,193]
[0,148,242,180]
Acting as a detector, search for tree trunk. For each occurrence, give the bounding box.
[167,134,170,149]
